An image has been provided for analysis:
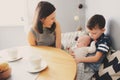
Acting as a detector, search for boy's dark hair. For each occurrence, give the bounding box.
[87,14,106,30]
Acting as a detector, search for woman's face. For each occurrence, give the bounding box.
[41,11,56,28]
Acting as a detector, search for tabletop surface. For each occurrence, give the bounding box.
[0,46,76,80]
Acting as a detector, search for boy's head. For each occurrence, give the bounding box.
[86,14,106,40]
[76,35,91,48]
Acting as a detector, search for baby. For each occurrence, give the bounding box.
[70,35,96,59]
[69,35,96,80]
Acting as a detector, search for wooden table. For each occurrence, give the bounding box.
[0,46,76,80]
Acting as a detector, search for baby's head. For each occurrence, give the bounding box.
[76,35,91,48]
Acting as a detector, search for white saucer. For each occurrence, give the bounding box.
[7,56,23,62]
[27,60,47,73]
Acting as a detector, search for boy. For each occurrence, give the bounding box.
[75,14,111,80]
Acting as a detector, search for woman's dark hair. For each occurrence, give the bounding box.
[37,22,56,33]
[33,1,56,33]
[87,14,106,30]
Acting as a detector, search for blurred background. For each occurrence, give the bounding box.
[0,0,120,50]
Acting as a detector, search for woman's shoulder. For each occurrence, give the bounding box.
[28,27,39,37]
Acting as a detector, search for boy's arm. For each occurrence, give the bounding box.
[75,51,103,63]
[75,35,111,63]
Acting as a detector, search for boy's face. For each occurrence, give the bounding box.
[87,26,105,41]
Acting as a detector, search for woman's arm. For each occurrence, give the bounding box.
[27,31,36,46]
[55,21,62,48]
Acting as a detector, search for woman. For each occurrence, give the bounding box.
[28,1,62,48]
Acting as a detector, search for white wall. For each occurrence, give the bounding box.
[0,26,28,50]
[0,0,25,26]
[1,0,120,50]
[0,0,28,50]
[85,0,120,50]
[0,0,86,50]
[25,0,86,32]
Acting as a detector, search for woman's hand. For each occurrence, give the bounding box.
[55,21,62,48]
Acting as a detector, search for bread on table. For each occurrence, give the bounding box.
[0,62,9,72]
[0,62,11,80]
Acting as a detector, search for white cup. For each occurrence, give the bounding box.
[29,56,41,70]
[7,48,18,59]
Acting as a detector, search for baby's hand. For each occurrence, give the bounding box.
[69,52,75,58]
[68,48,73,53]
